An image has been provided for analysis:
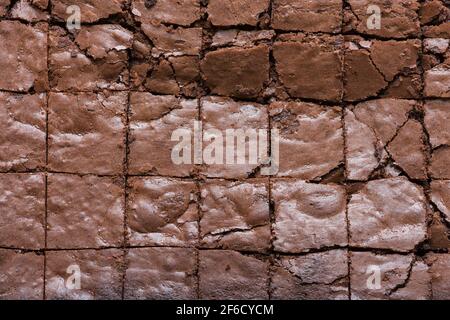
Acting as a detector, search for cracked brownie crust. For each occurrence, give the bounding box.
[0,0,449,301]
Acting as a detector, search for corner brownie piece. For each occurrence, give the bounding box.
[0,174,45,249]
[207,0,269,27]
[421,0,450,39]
[344,0,421,39]
[199,250,268,299]
[272,180,347,253]
[0,93,46,172]
[272,0,342,33]
[273,34,343,102]
[349,178,427,251]
[427,254,450,300]
[0,21,48,92]
[200,180,270,253]
[270,101,344,179]
[46,249,124,300]
[350,252,430,300]
[425,100,450,178]
[124,247,197,300]
[128,93,198,176]
[0,250,44,300]
[49,25,132,91]
[271,250,348,300]
[201,96,269,179]
[127,177,198,247]
[48,92,127,175]
[47,174,124,249]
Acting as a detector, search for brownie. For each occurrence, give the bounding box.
[0,250,44,300]
[423,37,450,97]
[211,30,275,49]
[425,100,450,178]
[273,34,343,102]
[272,0,342,33]
[46,249,124,300]
[49,25,132,91]
[128,93,198,176]
[427,254,450,299]
[431,181,450,223]
[344,37,422,101]
[344,0,421,39]
[48,92,127,175]
[272,180,347,253]
[201,96,269,178]
[10,0,49,22]
[0,93,46,172]
[207,0,269,27]
[127,177,198,247]
[345,99,426,181]
[201,45,270,99]
[0,21,48,92]
[0,174,45,249]
[350,252,430,300]
[199,250,268,299]
[124,247,197,300]
[271,250,349,300]
[421,0,450,39]
[47,174,124,249]
[348,178,427,251]
[200,180,270,252]
[270,101,344,179]
[52,0,127,23]
[132,0,200,26]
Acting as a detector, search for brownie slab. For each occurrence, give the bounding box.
[127,177,198,247]
[0,93,46,172]
[199,250,268,299]
[272,250,349,300]
[0,174,45,249]
[272,180,347,253]
[46,249,124,300]
[0,21,48,92]
[200,180,270,252]
[0,250,44,300]
[124,247,197,300]
[47,174,124,249]
[48,92,127,175]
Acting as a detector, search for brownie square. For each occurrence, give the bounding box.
[269,101,344,179]
[201,45,270,99]
[127,177,198,247]
[132,0,200,26]
[271,250,348,300]
[427,254,450,300]
[201,96,269,179]
[48,92,127,175]
[49,25,132,91]
[0,174,45,249]
[0,250,44,300]
[425,100,450,178]
[350,252,430,300]
[52,0,127,23]
[124,247,197,300]
[273,34,343,102]
[344,0,421,39]
[0,21,48,92]
[0,93,46,172]
[46,249,124,300]
[421,0,450,39]
[9,0,49,22]
[272,180,347,253]
[349,178,427,252]
[344,37,422,101]
[345,99,426,181]
[207,0,269,27]
[272,0,342,33]
[199,250,268,299]
[200,180,270,252]
[47,174,124,249]
[431,180,450,223]
[128,93,198,176]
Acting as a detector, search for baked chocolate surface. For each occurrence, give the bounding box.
[0,0,449,301]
